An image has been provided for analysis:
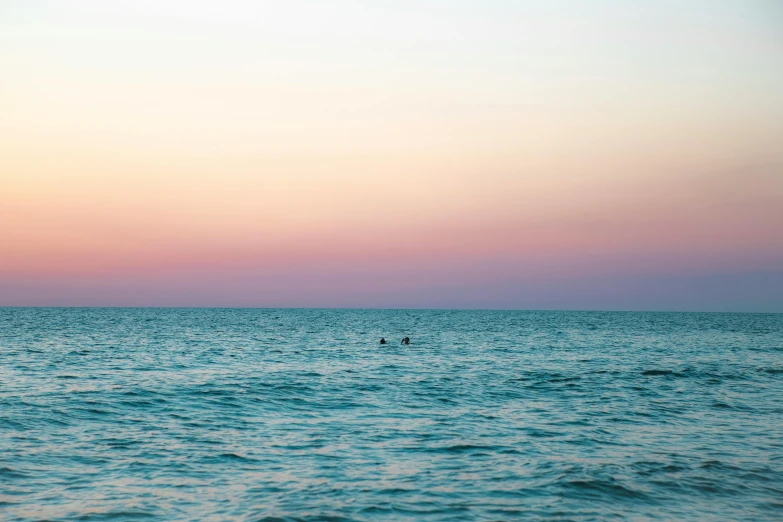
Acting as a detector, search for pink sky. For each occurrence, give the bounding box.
[1,1,782,310]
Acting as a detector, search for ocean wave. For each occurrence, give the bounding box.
[2,308,781,521]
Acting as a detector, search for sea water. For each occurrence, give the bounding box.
[1,308,781,521]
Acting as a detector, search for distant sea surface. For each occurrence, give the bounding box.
[1,308,782,521]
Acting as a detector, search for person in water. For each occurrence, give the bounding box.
[379,338,387,345]
[401,337,410,345]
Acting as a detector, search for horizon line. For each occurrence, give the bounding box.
[1,305,780,315]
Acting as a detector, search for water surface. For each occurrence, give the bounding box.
[1,309,782,520]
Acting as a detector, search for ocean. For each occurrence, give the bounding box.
[1,308,781,521]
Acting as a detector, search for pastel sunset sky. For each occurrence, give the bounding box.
[1,1,782,310]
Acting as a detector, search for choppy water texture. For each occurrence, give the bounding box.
[1,309,782,521]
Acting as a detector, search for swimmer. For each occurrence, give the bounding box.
[379,338,388,345]
[401,337,410,345]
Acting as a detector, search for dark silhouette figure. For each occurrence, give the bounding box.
[401,337,410,345]
[379,338,388,345]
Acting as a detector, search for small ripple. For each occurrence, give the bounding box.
[563,478,653,501]
[217,452,258,463]
[74,511,158,520]
[641,369,675,376]
[0,466,28,479]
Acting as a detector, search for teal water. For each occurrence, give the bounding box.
[1,308,782,521]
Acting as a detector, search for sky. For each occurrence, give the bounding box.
[1,0,782,311]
